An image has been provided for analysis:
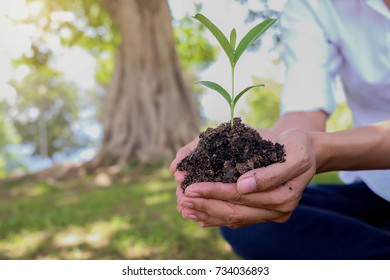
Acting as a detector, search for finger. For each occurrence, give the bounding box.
[184,182,238,201]
[169,138,199,173]
[234,181,301,210]
[246,182,302,209]
[181,197,294,227]
[180,197,283,227]
[181,207,226,226]
[198,222,212,228]
[185,181,300,210]
[174,170,187,184]
[176,186,184,197]
[176,187,186,213]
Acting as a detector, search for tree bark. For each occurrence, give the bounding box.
[99,0,199,165]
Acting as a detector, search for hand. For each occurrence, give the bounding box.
[175,129,317,228]
[169,137,199,184]
[170,129,277,185]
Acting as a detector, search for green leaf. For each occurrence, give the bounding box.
[197,81,231,104]
[234,18,277,65]
[230,28,237,50]
[233,84,264,105]
[194,14,235,65]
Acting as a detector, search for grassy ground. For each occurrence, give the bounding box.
[0,165,340,260]
[0,166,237,260]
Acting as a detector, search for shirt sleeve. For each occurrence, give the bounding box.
[279,0,342,116]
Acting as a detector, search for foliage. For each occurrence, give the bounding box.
[20,0,217,85]
[5,0,115,166]
[20,0,120,85]
[0,102,26,178]
[193,13,277,126]
[0,113,11,178]
[9,67,90,160]
[173,12,219,102]
[0,103,15,147]
[0,167,238,260]
[3,0,218,172]
[243,78,281,129]
[311,172,342,184]
[326,102,352,132]
[173,16,218,72]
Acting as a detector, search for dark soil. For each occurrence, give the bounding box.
[177,118,286,191]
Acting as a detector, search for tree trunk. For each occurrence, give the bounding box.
[99,0,199,165]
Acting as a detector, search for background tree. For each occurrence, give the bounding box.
[173,11,218,73]
[0,103,24,178]
[7,0,217,175]
[99,0,200,165]
[9,68,89,162]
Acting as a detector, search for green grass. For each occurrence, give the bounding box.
[0,166,237,260]
[0,166,341,260]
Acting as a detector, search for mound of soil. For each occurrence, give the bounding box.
[177,118,286,191]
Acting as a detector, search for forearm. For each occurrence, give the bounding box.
[312,120,390,173]
[271,111,327,135]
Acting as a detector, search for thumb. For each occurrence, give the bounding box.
[237,129,316,194]
[169,137,199,173]
[237,162,291,194]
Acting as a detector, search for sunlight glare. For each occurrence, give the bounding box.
[54,46,96,89]
[0,0,28,20]
[28,1,43,17]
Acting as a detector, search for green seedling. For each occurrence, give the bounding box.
[194,13,277,127]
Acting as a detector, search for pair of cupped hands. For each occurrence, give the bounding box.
[170,128,318,228]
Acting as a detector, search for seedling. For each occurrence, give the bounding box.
[194,13,277,127]
[177,14,284,191]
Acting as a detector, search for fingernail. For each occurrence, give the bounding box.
[238,177,256,194]
[186,214,198,221]
[186,192,200,198]
[181,201,193,209]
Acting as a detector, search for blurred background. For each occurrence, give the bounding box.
[0,0,352,259]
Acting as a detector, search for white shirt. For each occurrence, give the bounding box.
[280,0,390,201]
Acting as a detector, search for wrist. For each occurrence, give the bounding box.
[309,131,330,173]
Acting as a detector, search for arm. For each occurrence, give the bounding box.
[176,120,390,228]
[237,119,390,195]
[313,120,390,173]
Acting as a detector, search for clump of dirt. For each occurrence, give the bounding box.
[177,118,286,191]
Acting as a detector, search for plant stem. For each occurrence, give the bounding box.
[230,66,235,127]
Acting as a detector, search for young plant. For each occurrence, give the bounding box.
[194,13,277,127]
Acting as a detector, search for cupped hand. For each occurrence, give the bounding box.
[175,128,318,228]
[170,137,199,184]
